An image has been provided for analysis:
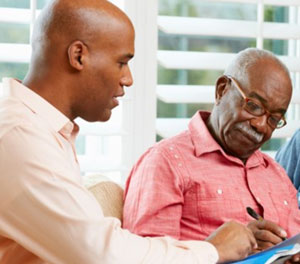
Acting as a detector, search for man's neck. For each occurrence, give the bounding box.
[22,75,75,121]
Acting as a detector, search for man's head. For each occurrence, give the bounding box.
[207,48,292,162]
[24,0,135,122]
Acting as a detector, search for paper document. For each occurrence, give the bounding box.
[266,244,300,264]
[231,233,300,264]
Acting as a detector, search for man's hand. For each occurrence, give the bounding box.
[284,254,300,264]
[247,219,287,251]
[206,221,257,263]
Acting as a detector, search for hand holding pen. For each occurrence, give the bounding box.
[246,206,287,252]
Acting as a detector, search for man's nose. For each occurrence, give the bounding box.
[121,66,133,87]
[249,114,269,134]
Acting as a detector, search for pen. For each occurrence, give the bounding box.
[246,206,286,240]
[246,206,264,221]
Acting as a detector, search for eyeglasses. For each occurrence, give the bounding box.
[225,75,287,129]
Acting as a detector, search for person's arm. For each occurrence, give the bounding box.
[276,129,300,191]
[0,125,220,264]
[123,145,185,239]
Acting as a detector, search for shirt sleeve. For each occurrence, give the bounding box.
[123,144,186,240]
[276,129,300,192]
[0,125,218,264]
[273,161,300,236]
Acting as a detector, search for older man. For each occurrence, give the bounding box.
[123,48,300,252]
[0,0,256,263]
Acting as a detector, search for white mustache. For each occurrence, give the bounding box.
[235,123,264,144]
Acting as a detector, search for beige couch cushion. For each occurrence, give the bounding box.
[89,181,124,221]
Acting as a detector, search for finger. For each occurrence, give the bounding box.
[291,254,300,262]
[256,220,287,239]
[247,219,259,230]
[251,248,262,254]
[283,255,300,264]
[245,227,257,249]
[256,239,277,250]
[285,258,300,264]
[254,228,284,245]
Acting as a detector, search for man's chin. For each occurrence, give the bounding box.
[231,146,260,160]
[223,142,258,161]
[98,112,112,122]
[82,110,112,122]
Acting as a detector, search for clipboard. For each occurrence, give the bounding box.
[230,233,300,264]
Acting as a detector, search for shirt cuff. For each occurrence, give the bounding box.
[179,240,219,264]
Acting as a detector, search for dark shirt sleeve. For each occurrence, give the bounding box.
[276,129,300,206]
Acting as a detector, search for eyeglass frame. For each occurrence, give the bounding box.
[225,75,287,129]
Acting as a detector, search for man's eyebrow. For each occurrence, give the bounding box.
[249,91,286,115]
[248,91,267,104]
[122,53,134,59]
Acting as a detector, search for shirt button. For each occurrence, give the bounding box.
[169,146,174,151]
[174,154,179,159]
[257,197,261,203]
[217,189,223,195]
[178,163,182,167]
[284,200,288,206]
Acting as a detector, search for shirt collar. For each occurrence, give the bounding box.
[188,111,267,168]
[2,78,72,133]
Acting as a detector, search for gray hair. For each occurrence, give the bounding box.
[224,48,291,82]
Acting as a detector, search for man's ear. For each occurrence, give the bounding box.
[68,40,88,71]
[215,75,230,105]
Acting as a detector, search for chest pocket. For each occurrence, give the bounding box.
[196,183,247,237]
[266,191,291,232]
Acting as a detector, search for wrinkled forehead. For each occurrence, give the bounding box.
[244,60,292,111]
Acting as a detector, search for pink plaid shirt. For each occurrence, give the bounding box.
[123,111,300,240]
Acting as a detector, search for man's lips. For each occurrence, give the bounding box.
[239,130,261,144]
[112,93,124,106]
[112,97,120,106]
[115,92,125,97]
